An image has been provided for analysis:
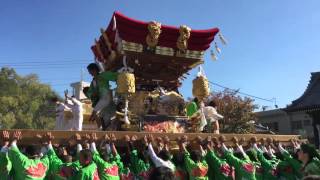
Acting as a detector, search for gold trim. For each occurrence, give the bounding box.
[155,46,174,56]
[121,40,143,52]
[146,21,161,48]
[176,25,191,53]
[100,28,116,61]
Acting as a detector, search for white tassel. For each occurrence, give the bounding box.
[215,42,221,54]
[218,32,227,45]
[113,15,117,31]
[210,50,217,61]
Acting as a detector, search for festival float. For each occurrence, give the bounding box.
[3,11,300,145]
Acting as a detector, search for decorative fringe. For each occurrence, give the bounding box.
[215,42,221,54]
[218,32,227,45]
[210,50,217,61]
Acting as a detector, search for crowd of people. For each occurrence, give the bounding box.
[1,131,320,180]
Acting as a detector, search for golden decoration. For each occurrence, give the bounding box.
[100,28,116,61]
[146,21,162,48]
[176,25,191,53]
[192,75,210,100]
[94,39,105,62]
[117,72,136,94]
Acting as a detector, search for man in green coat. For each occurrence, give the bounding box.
[178,136,209,180]
[221,141,256,180]
[205,137,233,180]
[0,131,12,180]
[7,131,50,180]
[85,63,118,130]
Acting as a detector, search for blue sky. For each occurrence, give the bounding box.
[1,0,320,109]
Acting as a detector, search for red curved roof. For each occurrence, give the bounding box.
[92,11,220,60]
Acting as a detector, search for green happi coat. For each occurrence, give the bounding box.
[282,151,302,179]
[302,158,320,176]
[184,152,208,180]
[0,148,12,180]
[256,151,278,180]
[85,71,118,106]
[72,162,99,180]
[130,150,151,180]
[46,148,78,180]
[92,150,120,180]
[205,150,232,180]
[223,151,256,180]
[8,144,50,180]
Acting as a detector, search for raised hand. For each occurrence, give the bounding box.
[1,131,10,146]
[131,135,138,142]
[124,135,131,142]
[13,131,22,141]
[91,133,98,142]
[219,135,226,143]
[110,134,116,143]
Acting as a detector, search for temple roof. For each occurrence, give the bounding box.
[286,72,320,112]
[90,11,220,90]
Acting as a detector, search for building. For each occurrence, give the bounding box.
[256,109,313,138]
[256,72,320,147]
[70,81,90,100]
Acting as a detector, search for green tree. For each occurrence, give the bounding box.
[0,67,57,129]
[208,90,258,133]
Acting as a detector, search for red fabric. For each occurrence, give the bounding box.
[191,166,208,177]
[104,165,119,176]
[242,163,255,173]
[93,11,219,62]
[25,163,47,178]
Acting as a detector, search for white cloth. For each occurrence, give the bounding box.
[148,143,175,171]
[55,102,70,130]
[66,97,83,131]
[203,106,223,123]
[93,90,112,115]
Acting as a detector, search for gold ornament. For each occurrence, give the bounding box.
[192,75,210,100]
[117,72,136,94]
[100,28,116,61]
[146,21,161,48]
[177,25,191,53]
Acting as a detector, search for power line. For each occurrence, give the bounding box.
[208,80,275,103]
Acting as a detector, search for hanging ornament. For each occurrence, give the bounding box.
[210,50,217,61]
[215,42,221,54]
[218,32,228,45]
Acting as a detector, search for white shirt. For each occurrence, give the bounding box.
[55,102,69,130]
[203,106,223,123]
[148,143,175,171]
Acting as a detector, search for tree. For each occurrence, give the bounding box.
[207,90,258,134]
[0,67,58,129]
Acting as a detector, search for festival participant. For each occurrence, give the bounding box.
[186,98,199,117]
[89,133,120,180]
[178,135,209,180]
[252,141,279,180]
[64,92,83,131]
[51,96,70,130]
[220,136,257,180]
[85,63,118,130]
[278,142,303,179]
[204,136,233,180]
[0,131,12,180]
[203,100,223,134]
[126,135,152,180]
[298,143,320,176]
[148,166,175,180]
[7,131,50,180]
[146,135,175,172]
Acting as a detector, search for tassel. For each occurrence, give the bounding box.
[215,42,221,54]
[113,15,117,31]
[218,32,227,45]
[210,50,218,61]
